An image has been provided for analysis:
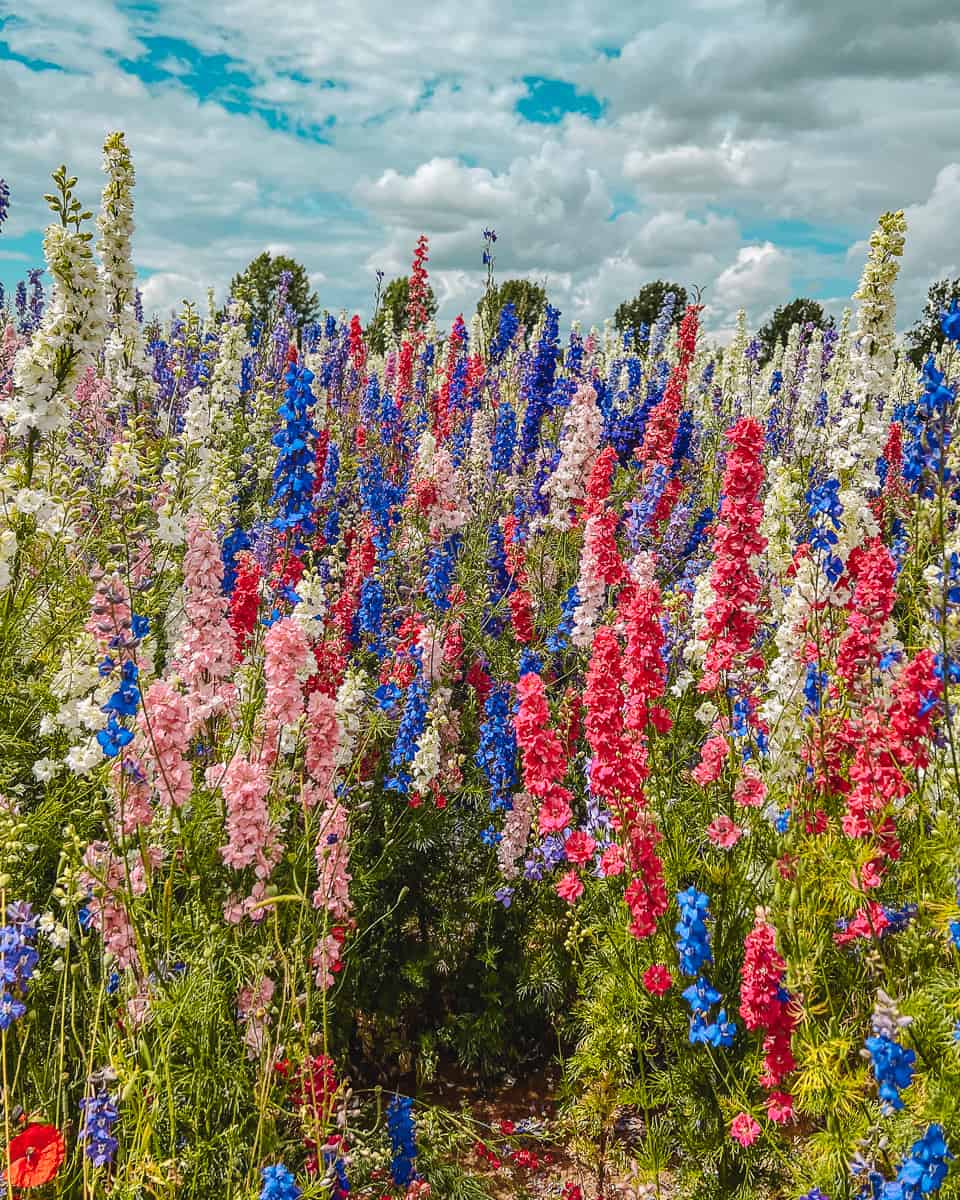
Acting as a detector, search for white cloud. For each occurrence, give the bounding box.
[1,0,959,333]
[623,138,787,196]
[709,242,792,326]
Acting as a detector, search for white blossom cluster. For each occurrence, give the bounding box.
[98,131,144,397]
[5,223,105,438]
[543,381,602,529]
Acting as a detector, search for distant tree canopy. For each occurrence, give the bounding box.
[366,275,438,355]
[477,278,548,344]
[756,297,834,364]
[229,251,319,331]
[905,278,960,369]
[614,281,688,348]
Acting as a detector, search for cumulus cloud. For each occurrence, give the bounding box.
[1,0,958,332]
[709,243,792,329]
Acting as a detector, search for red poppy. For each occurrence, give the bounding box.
[7,1124,66,1188]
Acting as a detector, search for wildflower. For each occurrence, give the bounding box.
[734,769,766,808]
[260,1164,302,1200]
[730,1112,761,1147]
[893,1124,952,1198]
[272,353,318,538]
[692,735,727,786]
[707,815,745,849]
[7,1124,66,1189]
[563,830,596,865]
[476,685,518,813]
[556,870,584,904]
[642,964,672,995]
[514,671,573,836]
[675,888,713,975]
[387,1096,418,1187]
[698,416,767,692]
[80,1091,120,1167]
[942,299,960,343]
[739,913,796,1096]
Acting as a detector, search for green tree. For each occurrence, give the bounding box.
[477,278,548,345]
[614,280,688,349]
[366,275,438,355]
[229,251,319,331]
[756,297,834,364]
[905,277,960,368]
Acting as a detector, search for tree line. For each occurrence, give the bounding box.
[229,250,960,368]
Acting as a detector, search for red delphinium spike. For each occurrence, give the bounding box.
[584,623,668,937]
[397,340,415,401]
[739,912,797,1111]
[698,416,767,693]
[433,315,466,441]
[835,538,897,689]
[514,671,573,835]
[466,658,492,703]
[228,552,262,654]
[406,234,431,338]
[635,304,701,481]
[619,578,670,734]
[842,648,941,843]
[312,426,331,498]
[329,524,376,648]
[349,313,366,373]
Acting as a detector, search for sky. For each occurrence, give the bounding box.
[1,0,959,338]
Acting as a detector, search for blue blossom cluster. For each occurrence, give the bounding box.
[675,889,733,1046]
[0,902,38,1031]
[864,1032,915,1112]
[681,976,736,1048]
[804,663,829,716]
[425,535,461,610]
[386,1094,418,1186]
[675,887,713,975]
[271,361,318,538]
[518,305,561,466]
[629,464,670,533]
[490,302,519,362]
[97,659,142,758]
[221,525,250,594]
[546,584,579,654]
[386,656,428,796]
[491,399,517,473]
[476,685,518,813]
[649,292,677,358]
[901,358,956,497]
[941,300,960,344]
[260,1163,301,1200]
[357,577,386,654]
[358,453,404,565]
[883,1125,953,1200]
[681,506,714,560]
[80,1091,120,1167]
[806,478,845,583]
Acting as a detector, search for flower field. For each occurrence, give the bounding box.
[1,131,960,1200]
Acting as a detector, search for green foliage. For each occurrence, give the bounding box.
[228,250,319,331]
[755,296,834,364]
[905,277,960,368]
[614,280,688,348]
[366,275,438,354]
[476,279,548,346]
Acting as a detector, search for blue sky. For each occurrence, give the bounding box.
[2,2,959,335]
